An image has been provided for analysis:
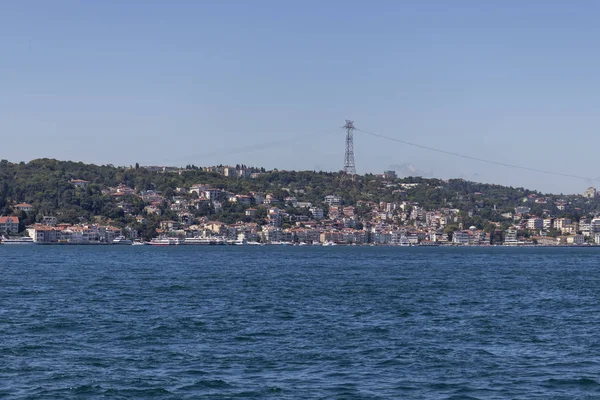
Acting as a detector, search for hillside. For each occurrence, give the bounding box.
[0,158,598,239]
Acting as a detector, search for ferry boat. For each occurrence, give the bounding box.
[183,237,215,245]
[112,236,133,245]
[183,236,229,245]
[1,236,35,245]
[148,237,183,246]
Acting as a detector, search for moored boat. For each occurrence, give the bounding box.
[148,237,183,246]
[112,236,133,245]
[183,237,216,245]
[1,236,35,245]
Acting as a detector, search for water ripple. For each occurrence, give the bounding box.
[2,246,600,398]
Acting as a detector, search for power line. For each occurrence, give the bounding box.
[355,127,600,183]
[143,130,339,166]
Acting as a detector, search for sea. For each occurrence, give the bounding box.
[2,246,600,399]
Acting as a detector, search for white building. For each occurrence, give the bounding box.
[452,231,471,245]
[504,229,519,245]
[591,218,600,233]
[527,218,543,230]
[204,188,222,201]
[14,203,34,212]
[324,195,342,206]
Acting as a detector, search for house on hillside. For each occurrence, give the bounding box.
[0,216,19,234]
[14,203,33,212]
[70,179,89,188]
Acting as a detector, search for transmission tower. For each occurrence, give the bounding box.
[343,119,356,176]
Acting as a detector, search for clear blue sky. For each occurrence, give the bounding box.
[2,1,599,194]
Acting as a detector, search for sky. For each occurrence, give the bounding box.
[1,1,599,194]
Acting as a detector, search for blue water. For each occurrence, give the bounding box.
[2,246,600,399]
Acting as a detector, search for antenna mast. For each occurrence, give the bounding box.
[343,120,356,176]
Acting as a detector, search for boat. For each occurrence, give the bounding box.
[148,237,183,246]
[183,237,215,245]
[1,236,35,245]
[112,236,133,245]
[131,240,147,246]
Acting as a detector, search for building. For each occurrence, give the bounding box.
[504,228,519,245]
[309,207,324,219]
[268,207,282,227]
[70,179,89,188]
[590,218,600,233]
[554,218,571,232]
[566,234,585,245]
[452,230,471,245]
[514,206,531,215]
[27,225,57,243]
[0,216,19,234]
[14,203,33,212]
[383,170,397,180]
[328,206,340,219]
[41,216,57,226]
[583,187,597,199]
[324,195,342,206]
[232,195,252,206]
[527,217,543,230]
[204,188,222,201]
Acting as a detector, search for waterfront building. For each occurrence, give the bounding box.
[452,231,471,245]
[566,235,585,245]
[0,216,19,234]
[504,229,519,245]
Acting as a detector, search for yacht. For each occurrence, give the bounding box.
[112,236,133,245]
[1,236,35,245]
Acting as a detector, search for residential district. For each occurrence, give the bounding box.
[1,165,600,246]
